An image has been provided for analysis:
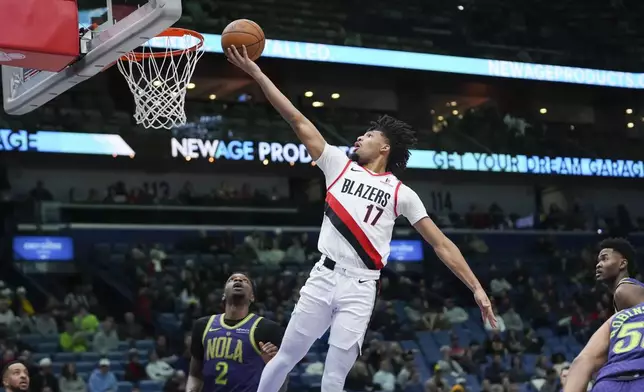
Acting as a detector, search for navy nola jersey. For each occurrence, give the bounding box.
[191,313,284,392]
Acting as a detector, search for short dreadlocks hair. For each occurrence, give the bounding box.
[369,115,417,173]
[599,237,637,275]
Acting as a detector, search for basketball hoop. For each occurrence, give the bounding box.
[117,27,205,130]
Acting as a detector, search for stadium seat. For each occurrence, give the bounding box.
[55,352,77,362]
[139,380,164,392]
[38,343,59,354]
[76,362,96,373]
[135,340,155,351]
[80,352,101,362]
[117,381,134,392]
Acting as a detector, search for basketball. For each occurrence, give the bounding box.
[221,19,265,61]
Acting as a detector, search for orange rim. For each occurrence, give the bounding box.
[120,27,205,61]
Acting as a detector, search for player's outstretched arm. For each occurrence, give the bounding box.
[564,317,611,392]
[226,46,326,160]
[413,217,496,327]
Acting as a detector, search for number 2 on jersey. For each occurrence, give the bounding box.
[364,204,384,226]
[215,361,228,385]
[613,321,644,354]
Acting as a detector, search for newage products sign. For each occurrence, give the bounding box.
[170,138,644,179]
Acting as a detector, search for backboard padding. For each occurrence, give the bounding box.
[2,0,181,115]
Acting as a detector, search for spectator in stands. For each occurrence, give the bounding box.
[123,349,146,383]
[145,350,174,382]
[30,181,53,201]
[456,348,478,374]
[284,237,306,263]
[58,363,87,392]
[508,356,528,384]
[154,336,176,363]
[502,307,524,332]
[163,370,186,392]
[13,287,35,317]
[539,368,559,392]
[92,318,119,355]
[436,346,465,377]
[490,273,512,297]
[484,354,506,391]
[372,360,396,392]
[345,358,372,391]
[505,330,525,354]
[118,312,143,341]
[64,287,89,311]
[173,334,191,375]
[1,350,16,369]
[59,321,88,353]
[533,355,551,378]
[522,328,544,353]
[73,307,99,335]
[448,334,465,358]
[559,366,569,389]
[31,358,60,392]
[551,353,570,375]
[88,359,117,392]
[31,311,58,336]
[0,298,18,333]
[485,334,507,356]
[443,299,468,325]
[179,283,199,309]
[404,298,426,330]
[425,365,449,392]
[371,302,402,340]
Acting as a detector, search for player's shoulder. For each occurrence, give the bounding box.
[256,316,281,328]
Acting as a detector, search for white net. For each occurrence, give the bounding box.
[117,30,204,130]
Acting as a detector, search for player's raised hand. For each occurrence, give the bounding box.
[259,341,278,363]
[474,288,497,328]
[226,45,262,78]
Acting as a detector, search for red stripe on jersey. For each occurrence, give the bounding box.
[393,181,403,217]
[325,193,384,269]
[327,160,352,191]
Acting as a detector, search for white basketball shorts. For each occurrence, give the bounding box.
[289,257,379,351]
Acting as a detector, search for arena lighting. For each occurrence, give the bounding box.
[457,5,464,10]
[627,122,635,128]
[304,91,314,97]
[331,93,340,99]
[152,80,162,87]
[186,83,196,90]
[169,137,644,178]
[437,115,445,121]
[209,94,216,100]
[312,101,324,107]
[626,108,633,114]
[450,101,457,106]
[539,108,548,114]
[452,109,459,115]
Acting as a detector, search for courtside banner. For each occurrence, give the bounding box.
[0,129,135,156]
[170,137,644,178]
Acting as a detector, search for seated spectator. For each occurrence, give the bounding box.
[93,318,119,355]
[146,350,174,382]
[436,346,465,377]
[396,361,416,389]
[443,299,468,325]
[490,275,512,296]
[60,321,89,353]
[163,370,186,392]
[484,354,506,389]
[13,287,35,316]
[118,312,143,341]
[88,359,117,392]
[534,355,551,378]
[59,363,88,392]
[485,334,507,356]
[505,330,525,354]
[448,334,465,358]
[0,349,16,369]
[284,237,306,262]
[485,306,506,332]
[73,307,99,335]
[124,350,147,383]
[65,287,89,310]
[345,358,373,391]
[372,360,395,392]
[523,327,544,353]
[502,307,524,332]
[155,335,177,363]
[456,348,478,374]
[31,310,59,336]
[31,358,60,392]
[559,366,569,389]
[404,298,426,330]
[551,353,570,375]
[508,356,528,384]
[173,334,192,375]
[539,368,559,392]
[0,298,19,333]
[424,365,448,392]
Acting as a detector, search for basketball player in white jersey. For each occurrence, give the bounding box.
[224,46,496,392]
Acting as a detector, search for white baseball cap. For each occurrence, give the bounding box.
[98,358,110,367]
[39,358,52,367]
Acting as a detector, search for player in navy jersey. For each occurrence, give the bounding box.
[186,273,285,392]
[565,238,644,392]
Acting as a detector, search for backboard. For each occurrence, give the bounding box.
[1,0,182,115]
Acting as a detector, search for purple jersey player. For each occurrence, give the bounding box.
[565,238,644,392]
[187,273,285,392]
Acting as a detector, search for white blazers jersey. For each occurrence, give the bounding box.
[315,144,428,272]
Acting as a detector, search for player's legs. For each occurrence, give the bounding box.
[323,277,377,391]
[257,264,336,392]
[321,343,360,392]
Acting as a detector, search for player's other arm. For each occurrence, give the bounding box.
[253,318,285,364]
[226,46,326,159]
[187,317,208,392]
[564,317,611,392]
